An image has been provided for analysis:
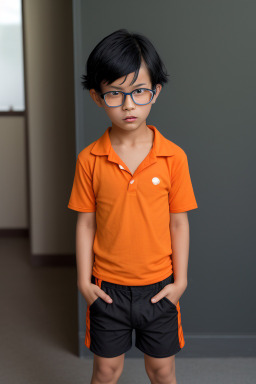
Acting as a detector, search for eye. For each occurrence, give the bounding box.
[110,91,120,96]
[133,88,145,94]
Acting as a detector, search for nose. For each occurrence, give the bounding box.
[122,93,136,110]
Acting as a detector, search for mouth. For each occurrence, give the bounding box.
[123,116,137,121]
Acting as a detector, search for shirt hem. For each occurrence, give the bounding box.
[92,269,174,286]
[169,204,198,213]
[67,204,96,212]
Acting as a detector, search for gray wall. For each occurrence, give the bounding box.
[72,0,256,357]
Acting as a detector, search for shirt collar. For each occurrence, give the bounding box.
[90,125,175,157]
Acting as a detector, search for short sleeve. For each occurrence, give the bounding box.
[67,155,96,212]
[169,150,198,213]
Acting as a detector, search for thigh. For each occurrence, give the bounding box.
[87,279,133,358]
[93,352,125,373]
[144,354,176,380]
[134,286,183,358]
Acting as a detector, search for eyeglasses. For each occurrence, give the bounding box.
[100,88,156,107]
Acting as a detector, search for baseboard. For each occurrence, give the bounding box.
[0,229,29,237]
[31,253,76,267]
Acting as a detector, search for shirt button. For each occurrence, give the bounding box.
[119,164,124,169]
[130,179,134,184]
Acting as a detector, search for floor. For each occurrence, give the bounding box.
[0,236,255,384]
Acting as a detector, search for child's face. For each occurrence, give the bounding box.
[90,62,162,131]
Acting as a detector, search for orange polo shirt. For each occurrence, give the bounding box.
[68,125,198,285]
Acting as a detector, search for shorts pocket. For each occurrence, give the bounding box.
[89,279,107,310]
[89,296,101,310]
[163,296,177,310]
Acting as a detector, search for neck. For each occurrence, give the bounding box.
[109,122,153,146]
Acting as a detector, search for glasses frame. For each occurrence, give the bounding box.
[100,88,157,107]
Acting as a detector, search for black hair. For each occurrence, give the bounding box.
[81,29,169,94]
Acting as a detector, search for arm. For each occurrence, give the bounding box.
[169,211,189,291]
[76,211,96,290]
[76,211,113,305]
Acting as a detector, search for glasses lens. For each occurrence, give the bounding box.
[105,91,124,107]
[133,89,152,105]
[104,89,153,107]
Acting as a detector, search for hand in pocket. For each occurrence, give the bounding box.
[79,282,113,306]
[151,282,187,306]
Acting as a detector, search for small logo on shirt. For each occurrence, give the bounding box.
[152,177,160,185]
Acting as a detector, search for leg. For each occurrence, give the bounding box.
[144,353,177,384]
[91,353,125,384]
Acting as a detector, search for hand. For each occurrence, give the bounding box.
[79,282,113,306]
[151,282,187,306]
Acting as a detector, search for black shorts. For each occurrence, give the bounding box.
[85,273,185,358]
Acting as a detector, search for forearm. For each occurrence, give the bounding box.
[76,222,96,289]
[170,219,190,289]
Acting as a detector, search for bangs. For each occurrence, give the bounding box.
[81,29,169,93]
[99,32,143,89]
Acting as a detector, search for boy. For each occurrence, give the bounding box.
[68,29,198,384]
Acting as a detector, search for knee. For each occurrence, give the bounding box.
[93,362,123,383]
[147,366,176,384]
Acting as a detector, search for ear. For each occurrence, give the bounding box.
[152,84,162,104]
[89,89,104,108]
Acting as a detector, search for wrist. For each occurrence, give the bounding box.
[77,280,92,290]
[173,280,187,292]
